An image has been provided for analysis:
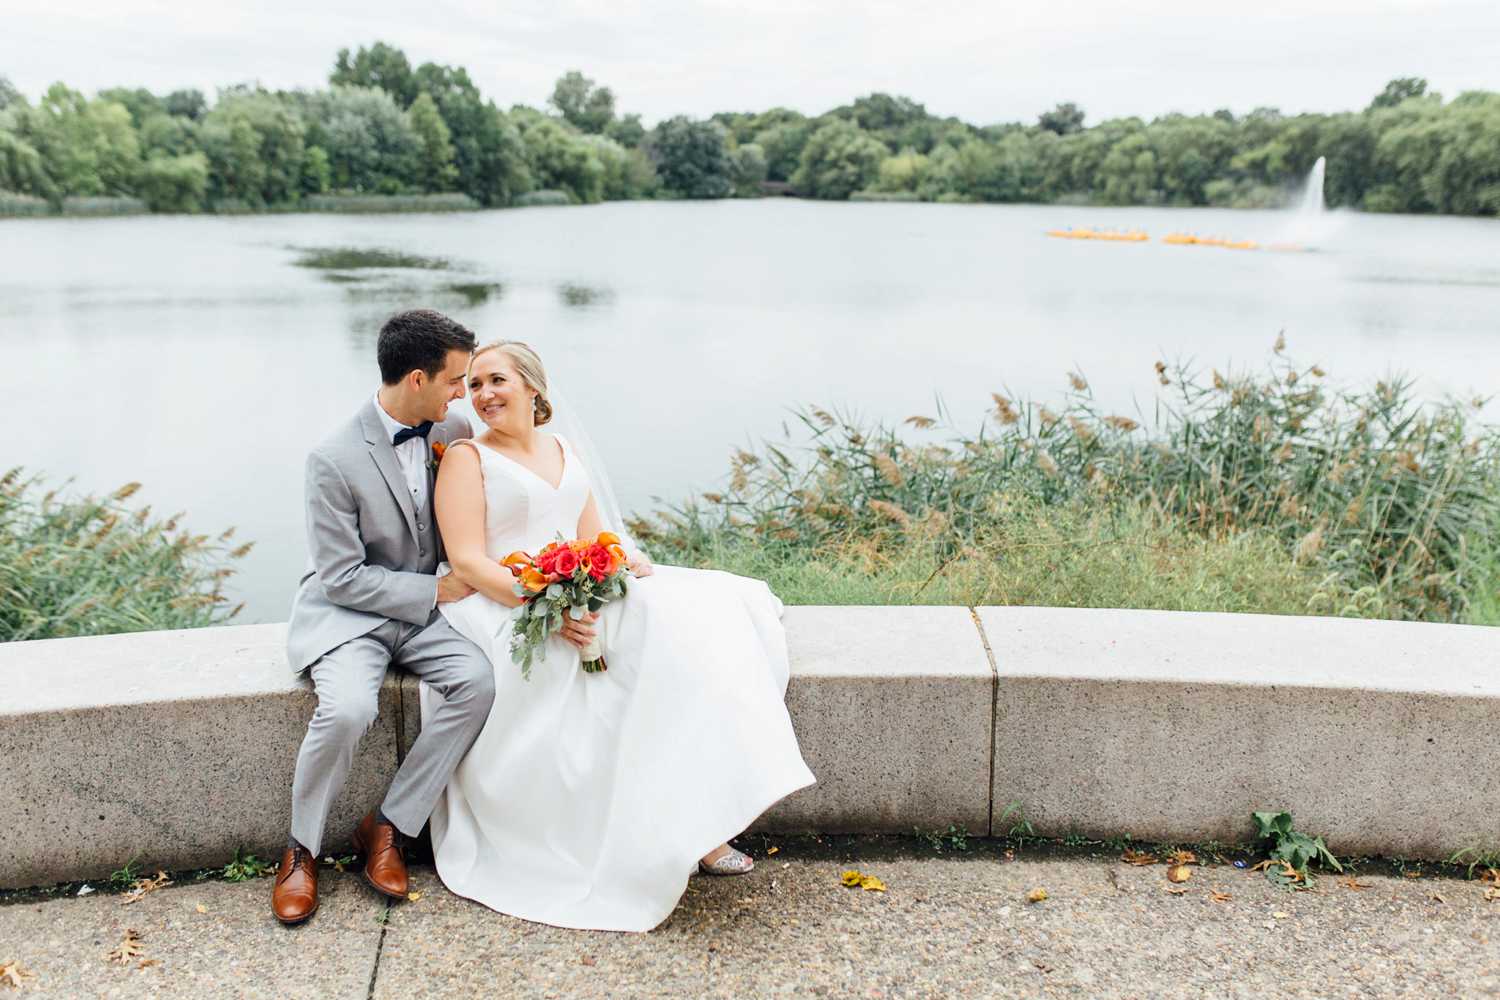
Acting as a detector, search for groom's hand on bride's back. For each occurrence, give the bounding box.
[437,573,476,604]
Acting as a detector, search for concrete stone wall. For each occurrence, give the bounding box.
[2,607,1496,888]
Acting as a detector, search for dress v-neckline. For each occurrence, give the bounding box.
[474,435,566,492]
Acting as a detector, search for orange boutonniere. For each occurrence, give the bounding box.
[428,441,446,472]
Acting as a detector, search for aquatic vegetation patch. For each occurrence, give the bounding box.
[292,246,453,271]
[558,282,613,308]
[445,281,504,306]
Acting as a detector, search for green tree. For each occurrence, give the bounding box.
[549,71,615,134]
[10,85,141,196]
[0,77,21,112]
[871,147,930,192]
[728,142,767,196]
[97,87,164,127]
[606,112,645,148]
[301,86,422,193]
[301,145,331,194]
[139,113,198,157]
[163,89,207,120]
[413,62,531,205]
[791,119,887,199]
[135,151,209,212]
[407,92,457,191]
[0,127,57,201]
[331,42,418,107]
[1038,102,1085,135]
[518,115,605,203]
[646,116,733,198]
[198,89,306,207]
[1369,77,1428,111]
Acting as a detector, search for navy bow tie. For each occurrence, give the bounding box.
[392,421,433,446]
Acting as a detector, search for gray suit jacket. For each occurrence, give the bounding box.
[286,399,473,671]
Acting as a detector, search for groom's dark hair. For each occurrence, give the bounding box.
[377,309,477,385]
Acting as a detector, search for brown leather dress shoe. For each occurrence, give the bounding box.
[272,844,319,925]
[353,810,409,900]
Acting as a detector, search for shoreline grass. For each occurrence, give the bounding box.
[0,469,246,642]
[635,344,1500,622]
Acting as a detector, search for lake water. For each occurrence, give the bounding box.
[2,200,1497,622]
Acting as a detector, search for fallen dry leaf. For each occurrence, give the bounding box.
[1210,891,1232,903]
[1121,849,1157,866]
[840,870,863,887]
[107,929,145,965]
[1430,892,1445,904]
[1168,850,1198,866]
[1026,888,1048,904]
[1403,870,1423,879]
[194,904,208,914]
[1479,868,1500,886]
[1,961,36,988]
[1167,864,1192,884]
[406,891,422,903]
[859,875,886,893]
[1341,877,1372,890]
[1483,887,1500,902]
[122,870,172,905]
[766,846,780,856]
[1164,887,1187,896]
[137,959,161,970]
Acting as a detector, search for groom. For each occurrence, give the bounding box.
[274,308,494,926]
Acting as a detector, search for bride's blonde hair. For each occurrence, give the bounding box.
[470,340,552,426]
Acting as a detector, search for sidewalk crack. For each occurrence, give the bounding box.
[366,901,391,1000]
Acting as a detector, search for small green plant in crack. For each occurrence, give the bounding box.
[914,824,970,853]
[222,847,274,882]
[1102,834,1133,853]
[997,802,1036,847]
[1449,844,1500,880]
[109,854,143,890]
[1060,831,1091,848]
[1252,811,1341,889]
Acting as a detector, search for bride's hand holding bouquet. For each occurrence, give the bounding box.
[502,531,636,678]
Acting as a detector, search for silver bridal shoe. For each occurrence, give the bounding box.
[698,847,754,876]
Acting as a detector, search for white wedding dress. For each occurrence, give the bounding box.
[422,434,816,932]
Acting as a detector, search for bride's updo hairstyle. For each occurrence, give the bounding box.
[470,340,553,426]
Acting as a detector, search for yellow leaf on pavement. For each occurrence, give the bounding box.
[407,891,422,903]
[195,903,208,914]
[840,870,863,887]
[1,961,37,988]
[859,875,886,893]
[767,846,779,855]
[107,929,146,964]
[1167,864,1192,883]
[1026,888,1048,904]
[1121,849,1157,866]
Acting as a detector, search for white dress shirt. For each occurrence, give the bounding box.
[373,394,430,507]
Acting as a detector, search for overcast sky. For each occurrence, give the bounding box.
[5,1,1498,125]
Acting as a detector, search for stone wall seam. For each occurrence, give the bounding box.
[968,606,1000,837]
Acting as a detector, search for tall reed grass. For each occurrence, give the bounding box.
[635,345,1499,621]
[0,469,247,641]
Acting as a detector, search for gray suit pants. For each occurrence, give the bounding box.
[290,610,495,856]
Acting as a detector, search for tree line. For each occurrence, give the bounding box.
[2,46,1497,216]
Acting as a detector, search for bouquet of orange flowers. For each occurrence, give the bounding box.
[502,531,631,679]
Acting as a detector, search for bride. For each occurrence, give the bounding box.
[425,339,816,932]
